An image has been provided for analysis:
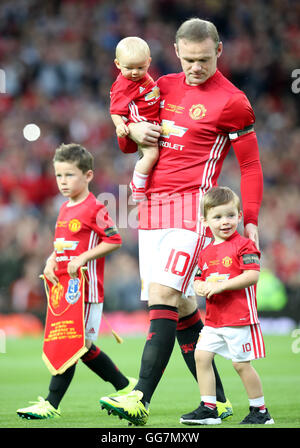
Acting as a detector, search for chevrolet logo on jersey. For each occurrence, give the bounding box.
[54,238,79,254]
[160,119,188,139]
[144,86,160,101]
[206,272,230,282]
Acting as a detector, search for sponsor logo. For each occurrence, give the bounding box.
[189,104,206,120]
[144,86,160,101]
[54,238,79,254]
[195,268,202,277]
[242,254,260,265]
[160,119,188,139]
[104,226,119,237]
[206,272,230,282]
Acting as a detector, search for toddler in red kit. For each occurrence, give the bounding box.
[180,186,274,426]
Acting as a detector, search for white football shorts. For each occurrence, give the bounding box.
[84,303,103,341]
[139,228,210,301]
[196,324,266,362]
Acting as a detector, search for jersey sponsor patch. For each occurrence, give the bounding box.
[242,253,260,265]
[104,226,119,237]
[195,267,202,278]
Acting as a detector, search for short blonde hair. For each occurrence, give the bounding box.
[115,36,150,60]
[202,186,241,218]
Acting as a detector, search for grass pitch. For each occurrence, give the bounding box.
[0,333,299,429]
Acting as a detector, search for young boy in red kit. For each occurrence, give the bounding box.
[180,186,274,425]
[17,143,136,419]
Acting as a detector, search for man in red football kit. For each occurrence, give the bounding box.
[100,18,263,426]
[17,144,137,420]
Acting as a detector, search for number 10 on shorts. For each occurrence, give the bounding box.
[165,249,191,276]
[242,343,251,353]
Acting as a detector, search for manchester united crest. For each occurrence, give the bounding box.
[189,104,207,120]
[69,219,81,233]
[222,256,233,268]
[50,282,64,309]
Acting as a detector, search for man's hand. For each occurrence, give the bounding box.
[244,223,259,249]
[128,122,161,146]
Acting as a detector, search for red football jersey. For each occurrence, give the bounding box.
[194,231,260,327]
[138,70,259,232]
[53,193,122,303]
[110,73,160,124]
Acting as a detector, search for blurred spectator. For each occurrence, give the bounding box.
[0,0,299,320]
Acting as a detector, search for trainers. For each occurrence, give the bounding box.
[180,402,221,425]
[100,390,149,426]
[240,407,274,424]
[216,398,233,420]
[129,181,146,202]
[106,377,138,398]
[17,397,61,420]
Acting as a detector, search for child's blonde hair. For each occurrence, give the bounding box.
[115,36,150,61]
[202,186,241,218]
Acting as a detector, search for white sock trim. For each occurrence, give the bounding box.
[249,396,265,408]
[132,171,149,188]
[202,395,217,404]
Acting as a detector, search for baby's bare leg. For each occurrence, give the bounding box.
[135,144,159,175]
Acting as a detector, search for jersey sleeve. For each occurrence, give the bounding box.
[110,77,139,116]
[238,239,261,271]
[218,92,255,134]
[219,92,263,226]
[92,202,122,245]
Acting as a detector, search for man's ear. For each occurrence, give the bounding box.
[114,58,121,69]
[216,41,223,59]
[174,43,179,58]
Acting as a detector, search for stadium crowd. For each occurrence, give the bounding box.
[0,0,299,321]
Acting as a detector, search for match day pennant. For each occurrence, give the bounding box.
[40,268,88,375]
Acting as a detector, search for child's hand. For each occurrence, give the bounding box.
[67,254,86,279]
[193,280,207,296]
[116,123,129,137]
[204,282,226,299]
[43,258,59,286]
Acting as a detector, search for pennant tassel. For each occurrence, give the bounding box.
[81,267,124,344]
[103,314,124,344]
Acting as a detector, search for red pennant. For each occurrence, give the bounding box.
[41,268,88,374]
